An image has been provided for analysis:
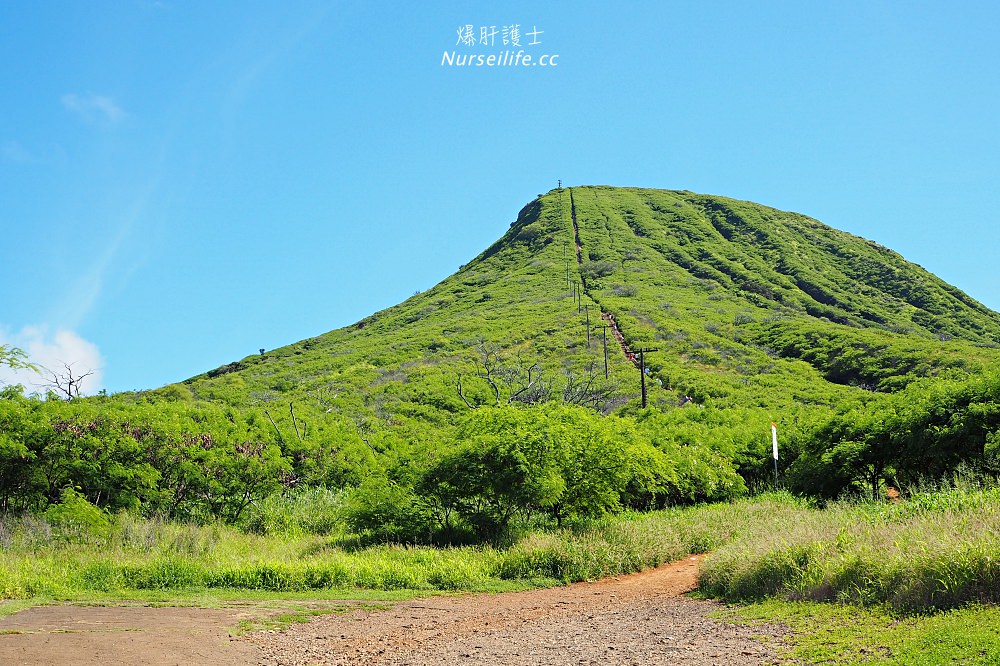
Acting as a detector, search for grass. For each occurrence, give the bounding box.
[228,601,383,635]
[0,497,776,602]
[3,484,999,616]
[699,481,1000,611]
[3,484,1000,663]
[721,600,1000,665]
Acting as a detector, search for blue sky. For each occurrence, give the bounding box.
[2,1,999,394]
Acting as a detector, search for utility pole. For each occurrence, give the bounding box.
[600,324,609,378]
[635,347,659,408]
[771,422,779,488]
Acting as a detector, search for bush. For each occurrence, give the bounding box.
[342,479,435,544]
[611,284,637,297]
[239,487,346,536]
[581,260,616,280]
[44,488,110,542]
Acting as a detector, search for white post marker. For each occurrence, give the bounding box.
[771,422,779,487]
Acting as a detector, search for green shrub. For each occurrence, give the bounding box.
[240,487,346,536]
[342,479,435,544]
[44,488,110,542]
[581,260,616,280]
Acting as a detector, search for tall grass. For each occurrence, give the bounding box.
[496,494,813,582]
[0,497,765,598]
[238,487,347,536]
[0,511,504,597]
[699,479,1000,611]
[2,482,999,614]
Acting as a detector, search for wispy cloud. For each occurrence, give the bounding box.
[56,177,160,329]
[61,92,127,125]
[0,325,104,396]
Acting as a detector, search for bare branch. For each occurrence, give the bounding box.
[351,414,378,452]
[456,374,476,409]
[262,409,285,444]
[40,361,95,400]
[456,344,620,412]
[472,343,503,406]
[289,402,303,441]
[507,361,541,403]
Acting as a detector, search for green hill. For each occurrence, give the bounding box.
[181,185,1000,412]
[4,186,1000,529]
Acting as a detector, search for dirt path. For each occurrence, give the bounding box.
[0,556,787,665]
[0,605,262,665]
[247,555,787,665]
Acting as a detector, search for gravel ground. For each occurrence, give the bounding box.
[247,555,789,665]
[0,556,788,665]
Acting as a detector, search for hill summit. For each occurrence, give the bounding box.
[7,185,1000,525]
[182,185,1000,416]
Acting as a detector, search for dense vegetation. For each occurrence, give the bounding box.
[2,482,998,615]
[6,485,998,663]
[4,186,1000,666]
[3,185,1000,541]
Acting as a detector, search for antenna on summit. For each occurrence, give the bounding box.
[558,179,562,189]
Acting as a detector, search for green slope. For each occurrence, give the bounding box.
[179,186,1000,418]
[6,186,1000,522]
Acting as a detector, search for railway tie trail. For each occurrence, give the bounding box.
[568,187,644,375]
[601,311,640,368]
[569,192,681,402]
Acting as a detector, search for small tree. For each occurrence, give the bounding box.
[455,345,620,412]
[419,407,564,540]
[418,405,674,537]
[41,362,95,400]
[455,343,549,408]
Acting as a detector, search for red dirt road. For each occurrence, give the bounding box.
[249,555,786,665]
[0,556,787,665]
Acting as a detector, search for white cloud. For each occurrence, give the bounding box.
[0,326,104,397]
[61,92,127,125]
